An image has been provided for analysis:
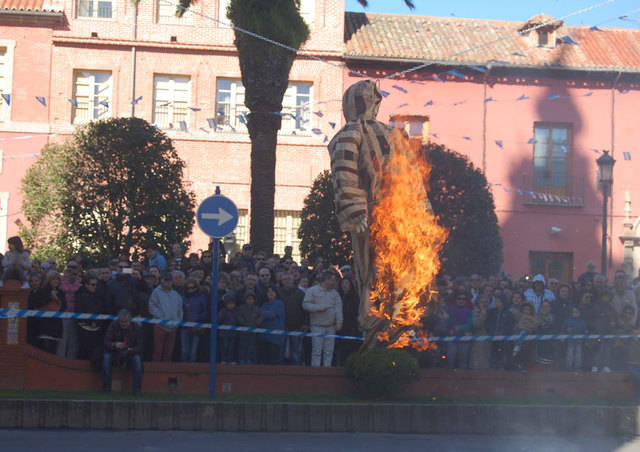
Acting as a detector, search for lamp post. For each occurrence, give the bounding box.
[596,150,615,277]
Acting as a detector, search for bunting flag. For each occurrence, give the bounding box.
[68,98,78,108]
[517,94,530,101]
[35,96,46,106]
[380,90,390,98]
[1,94,10,105]
[560,36,578,44]
[392,84,408,93]
[99,100,109,108]
[311,128,322,135]
[547,94,562,100]
[131,95,143,105]
[484,97,495,102]
[179,121,188,132]
[495,140,503,148]
[624,152,632,161]
[584,92,593,97]
[463,136,472,141]
[446,69,466,79]
[527,138,537,144]
[329,122,336,129]
[313,111,323,117]
[424,100,434,106]
[398,103,408,108]
[207,118,217,129]
[590,25,606,32]
[512,52,527,57]
[432,74,445,83]
[453,100,466,106]
[216,110,225,116]
[468,65,487,73]
[323,135,329,143]
[189,107,202,111]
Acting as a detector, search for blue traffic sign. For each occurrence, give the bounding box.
[196,195,239,238]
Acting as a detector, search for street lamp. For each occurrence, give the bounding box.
[596,150,615,277]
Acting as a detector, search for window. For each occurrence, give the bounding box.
[157,0,192,23]
[77,0,112,18]
[215,79,312,134]
[218,0,231,27]
[72,71,112,124]
[529,251,573,283]
[533,123,571,195]
[0,47,8,121]
[300,0,314,24]
[153,75,190,129]
[274,210,302,263]
[215,79,249,132]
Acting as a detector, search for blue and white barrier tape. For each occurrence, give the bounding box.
[2,308,640,343]
[0,308,364,341]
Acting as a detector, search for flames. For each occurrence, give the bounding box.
[368,129,448,350]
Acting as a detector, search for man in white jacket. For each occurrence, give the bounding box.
[303,271,343,367]
[149,272,183,361]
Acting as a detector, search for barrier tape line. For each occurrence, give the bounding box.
[3,308,640,344]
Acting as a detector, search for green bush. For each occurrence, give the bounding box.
[344,348,420,399]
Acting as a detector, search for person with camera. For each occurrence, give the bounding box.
[103,309,143,395]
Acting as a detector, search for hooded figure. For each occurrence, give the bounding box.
[523,273,556,313]
[328,80,392,331]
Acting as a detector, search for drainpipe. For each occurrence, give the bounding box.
[130,1,138,117]
[609,71,622,272]
[481,65,493,174]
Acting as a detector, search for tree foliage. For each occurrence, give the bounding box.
[298,170,353,267]
[298,145,503,276]
[424,143,503,277]
[21,118,196,264]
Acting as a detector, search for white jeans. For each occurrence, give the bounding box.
[311,325,335,367]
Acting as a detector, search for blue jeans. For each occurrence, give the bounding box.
[286,336,304,365]
[102,351,143,394]
[180,328,200,363]
[446,341,471,369]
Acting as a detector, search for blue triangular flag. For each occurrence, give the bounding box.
[590,25,605,32]
[560,36,578,45]
[484,97,495,103]
[463,136,472,141]
[432,74,445,83]
[159,101,171,107]
[238,114,247,124]
[453,101,466,106]
[189,107,201,111]
[446,70,465,79]
[216,109,225,116]
[468,65,487,73]
[398,103,408,108]
[624,152,631,161]
[517,189,524,196]
[313,111,323,117]
[329,122,336,129]
[380,90,390,98]
[1,94,10,105]
[200,127,210,134]
[561,145,568,153]
[517,94,529,101]
[312,128,322,135]
[207,118,217,129]
[528,138,537,144]
[620,89,630,95]
[430,132,439,138]
[512,52,527,57]
[323,135,329,143]
[68,98,78,108]
[547,94,562,100]
[592,148,601,154]
[583,92,593,97]
[424,100,433,106]
[35,96,46,106]
[179,121,188,132]
[99,100,109,108]
[131,95,143,105]
[392,85,408,93]
[495,140,503,148]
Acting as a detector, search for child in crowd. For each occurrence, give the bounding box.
[563,306,587,371]
[218,293,238,364]
[235,292,262,364]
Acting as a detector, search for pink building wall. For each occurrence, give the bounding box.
[345,65,640,279]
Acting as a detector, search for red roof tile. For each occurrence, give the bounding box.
[0,0,63,13]
[345,12,640,72]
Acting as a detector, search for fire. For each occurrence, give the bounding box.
[369,128,448,350]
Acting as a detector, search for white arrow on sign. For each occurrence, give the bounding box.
[201,208,233,226]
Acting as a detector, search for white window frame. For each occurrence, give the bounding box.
[215,78,248,133]
[153,75,191,130]
[274,210,302,263]
[281,82,312,135]
[157,0,193,23]
[218,0,231,27]
[76,0,113,18]
[72,70,112,125]
[300,0,314,24]
[0,40,15,123]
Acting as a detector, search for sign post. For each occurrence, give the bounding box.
[196,187,239,398]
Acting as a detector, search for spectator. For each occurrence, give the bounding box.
[509,291,524,323]
[181,277,208,362]
[1,236,31,285]
[236,291,262,364]
[169,243,186,271]
[258,286,286,365]
[612,270,636,322]
[239,243,256,273]
[172,270,186,295]
[535,300,555,365]
[256,266,274,305]
[218,293,238,363]
[513,303,537,371]
[446,291,473,369]
[146,245,167,272]
[469,295,490,369]
[486,296,514,369]
[149,272,183,361]
[335,277,360,366]
[590,290,617,373]
[278,272,307,365]
[103,309,143,395]
[614,305,637,370]
[236,273,258,305]
[303,271,343,367]
[26,272,51,351]
[75,275,105,368]
[524,274,555,313]
[577,260,598,286]
[106,261,138,316]
[563,306,587,371]
[469,274,483,305]
[57,261,82,359]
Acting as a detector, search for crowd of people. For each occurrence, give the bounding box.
[3,234,640,395]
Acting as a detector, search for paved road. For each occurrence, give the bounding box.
[0,431,637,452]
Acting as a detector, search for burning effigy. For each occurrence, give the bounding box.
[328,80,448,353]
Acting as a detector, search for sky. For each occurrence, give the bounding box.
[344,0,640,29]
